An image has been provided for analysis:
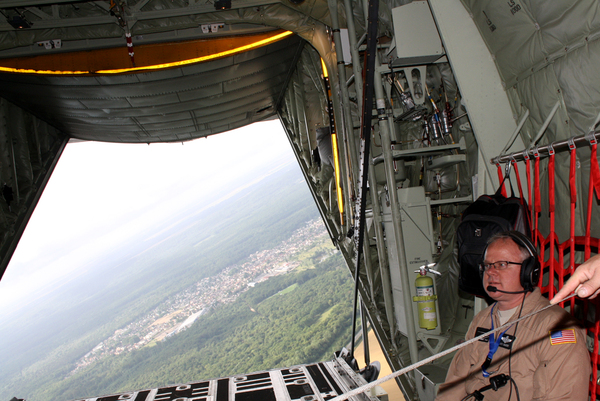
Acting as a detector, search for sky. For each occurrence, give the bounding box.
[0,119,295,311]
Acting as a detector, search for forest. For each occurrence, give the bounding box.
[30,249,354,401]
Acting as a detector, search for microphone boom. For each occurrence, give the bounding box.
[487,285,528,294]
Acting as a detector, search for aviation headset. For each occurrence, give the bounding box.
[480,230,540,292]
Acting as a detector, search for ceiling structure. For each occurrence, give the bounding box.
[0,31,304,142]
[0,0,337,282]
[0,0,314,143]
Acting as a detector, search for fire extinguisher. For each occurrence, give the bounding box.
[413,263,441,330]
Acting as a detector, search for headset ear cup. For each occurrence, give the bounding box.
[480,242,490,281]
[530,257,541,288]
[508,231,539,291]
[520,256,535,291]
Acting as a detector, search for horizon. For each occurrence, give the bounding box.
[0,119,294,313]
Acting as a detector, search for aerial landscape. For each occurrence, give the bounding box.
[69,219,337,375]
[0,127,357,401]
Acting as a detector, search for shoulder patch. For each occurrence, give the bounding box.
[549,329,576,345]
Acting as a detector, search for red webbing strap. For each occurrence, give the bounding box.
[534,155,541,247]
[525,156,533,235]
[568,146,577,310]
[586,144,598,259]
[526,158,532,204]
[585,298,599,401]
[512,160,532,234]
[591,143,600,199]
[548,153,556,296]
[548,154,555,213]
[593,320,599,401]
[538,234,547,292]
[569,147,577,205]
[584,144,597,401]
[556,242,566,308]
[512,160,524,197]
[496,163,507,197]
[569,148,576,253]
[586,170,594,259]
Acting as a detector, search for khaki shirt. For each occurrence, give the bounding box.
[436,289,590,401]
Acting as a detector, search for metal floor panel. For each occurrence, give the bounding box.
[70,357,381,401]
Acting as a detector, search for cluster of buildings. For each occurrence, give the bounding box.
[70,219,332,375]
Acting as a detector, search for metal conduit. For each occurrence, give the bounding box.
[363,238,376,300]
[371,59,420,372]
[360,0,419,375]
[367,165,398,346]
[322,62,351,230]
[360,300,370,366]
[343,0,364,112]
[491,131,600,165]
[530,100,561,147]
[500,109,530,156]
[328,0,358,228]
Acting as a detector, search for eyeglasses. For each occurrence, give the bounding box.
[478,261,522,273]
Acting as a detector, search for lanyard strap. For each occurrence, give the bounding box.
[482,304,511,377]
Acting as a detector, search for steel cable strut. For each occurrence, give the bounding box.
[349,0,379,358]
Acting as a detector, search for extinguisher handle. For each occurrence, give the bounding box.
[414,262,442,276]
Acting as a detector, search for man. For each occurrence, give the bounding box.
[436,231,590,401]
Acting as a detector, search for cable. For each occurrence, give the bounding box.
[461,392,477,401]
[507,294,526,401]
[509,377,521,401]
[461,374,511,401]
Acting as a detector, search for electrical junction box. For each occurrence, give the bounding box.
[391,1,445,67]
[415,364,447,401]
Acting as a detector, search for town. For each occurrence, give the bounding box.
[70,219,334,375]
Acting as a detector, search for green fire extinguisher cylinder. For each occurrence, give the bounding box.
[414,275,438,330]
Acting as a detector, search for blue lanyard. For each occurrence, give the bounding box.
[481,304,511,378]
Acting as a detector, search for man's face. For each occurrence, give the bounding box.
[483,238,526,304]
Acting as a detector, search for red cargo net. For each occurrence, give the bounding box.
[498,140,599,400]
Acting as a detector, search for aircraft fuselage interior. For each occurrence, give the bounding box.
[0,0,598,400]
